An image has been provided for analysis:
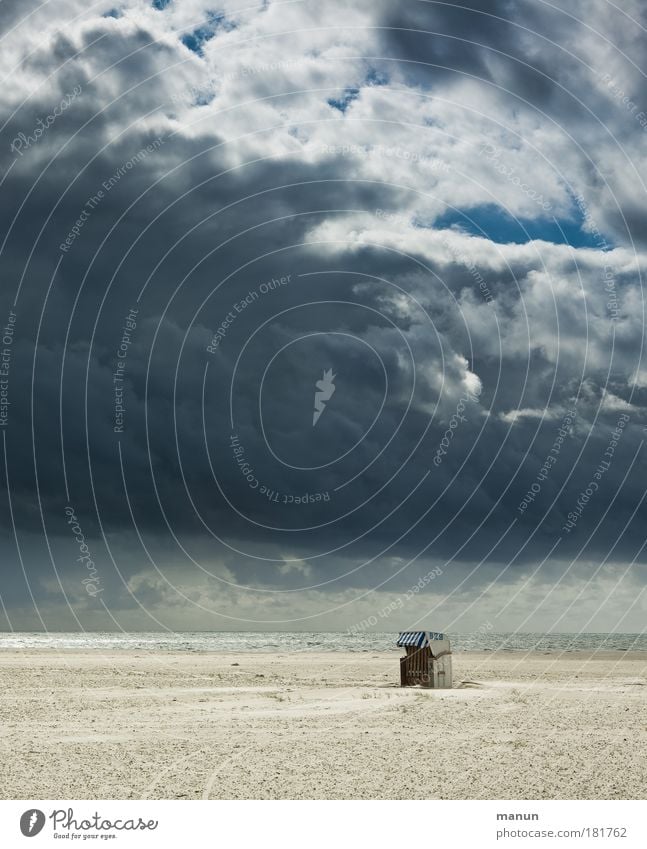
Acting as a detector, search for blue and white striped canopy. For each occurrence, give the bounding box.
[397,631,444,647]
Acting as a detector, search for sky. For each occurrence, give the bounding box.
[1,0,646,633]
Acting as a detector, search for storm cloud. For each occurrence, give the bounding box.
[1,0,646,632]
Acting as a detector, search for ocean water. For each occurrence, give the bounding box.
[0,631,646,653]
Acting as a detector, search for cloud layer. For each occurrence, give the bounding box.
[1,0,646,632]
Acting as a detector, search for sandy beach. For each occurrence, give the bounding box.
[1,650,645,800]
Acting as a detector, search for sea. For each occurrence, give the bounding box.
[0,632,646,652]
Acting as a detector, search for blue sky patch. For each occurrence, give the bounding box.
[152,0,172,9]
[327,87,360,113]
[433,203,611,249]
[328,71,388,113]
[181,12,237,56]
[365,68,389,87]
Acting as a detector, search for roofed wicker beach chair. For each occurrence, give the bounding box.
[397,631,452,688]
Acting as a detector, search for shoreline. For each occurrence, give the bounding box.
[1,647,646,658]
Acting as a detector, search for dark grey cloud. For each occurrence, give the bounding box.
[1,0,646,630]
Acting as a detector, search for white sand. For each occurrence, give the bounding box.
[1,650,645,799]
